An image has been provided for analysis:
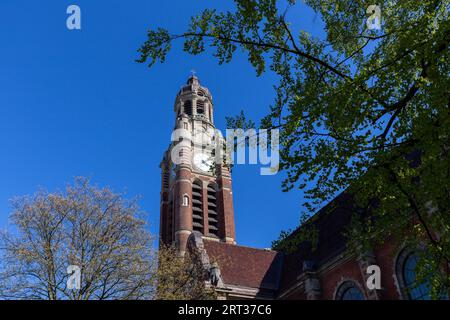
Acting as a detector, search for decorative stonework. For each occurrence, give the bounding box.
[188,232,225,288]
[393,246,414,300]
[302,261,322,300]
[333,277,367,300]
[357,251,381,300]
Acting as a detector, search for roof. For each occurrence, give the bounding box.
[203,240,284,291]
[190,193,365,296]
[177,75,212,100]
[278,192,355,292]
[194,193,356,295]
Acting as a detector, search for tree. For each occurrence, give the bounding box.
[0,177,212,300]
[138,0,450,297]
[0,177,156,299]
[156,244,215,300]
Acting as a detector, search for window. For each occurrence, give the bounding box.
[335,281,365,300]
[196,100,205,115]
[192,180,204,234]
[207,183,218,237]
[341,287,365,300]
[162,169,169,189]
[182,194,189,207]
[183,122,188,130]
[167,200,173,242]
[403,253,431,300]
[184,101,192,116]
[397,250,432,300]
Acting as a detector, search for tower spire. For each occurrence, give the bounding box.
[159,77,236,256]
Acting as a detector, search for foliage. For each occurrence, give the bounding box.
[0,177,155,299]
[138,0,450,298]
[0,178,212,300]
[156,244,216,300]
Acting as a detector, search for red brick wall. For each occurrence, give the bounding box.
[373,239,402,299]
[320,258,365,300]
[279,241,405,300]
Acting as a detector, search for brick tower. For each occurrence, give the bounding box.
[159,75,236,256]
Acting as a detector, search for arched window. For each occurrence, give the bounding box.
[184,101,192,116]
[192,180,204,234]
[335,281,365,300]
[207,183,218,237]
[182,194,189,207]
[196,100,205,115]
[396,250,432,300]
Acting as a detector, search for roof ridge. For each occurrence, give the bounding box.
[203,239,279,253]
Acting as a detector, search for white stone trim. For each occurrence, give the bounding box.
[175,230,192,235]
[225,237,236,244]
[177,179,192,184]
[333,277,367,300]
[392,245,415,300]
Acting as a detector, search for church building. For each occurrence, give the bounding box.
[159,76,436,300]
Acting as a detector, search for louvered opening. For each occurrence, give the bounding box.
[168,201,173,243]
[162,170,170,189]
[184,100,192,116]
[192,191,202,198]
[196,100,205,115]
[207,183,218,237]
[192,181,203,234]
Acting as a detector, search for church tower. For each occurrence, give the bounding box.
[159,75,236,256]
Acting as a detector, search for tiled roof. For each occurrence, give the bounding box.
[203,240,284,291]
[199,192,362,294]
[200,193,355,294]
[278,192,354,292]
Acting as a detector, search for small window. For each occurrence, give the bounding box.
[183,122,188,129]
[182,194,189,207]
[335,281,365,300]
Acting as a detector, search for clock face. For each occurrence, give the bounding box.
[193,152,213,172]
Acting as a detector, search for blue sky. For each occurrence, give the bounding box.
[0,1,326,248]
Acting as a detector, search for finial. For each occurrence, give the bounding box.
[187,69,200,85]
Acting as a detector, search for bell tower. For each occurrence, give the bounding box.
[159,75,236,256]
